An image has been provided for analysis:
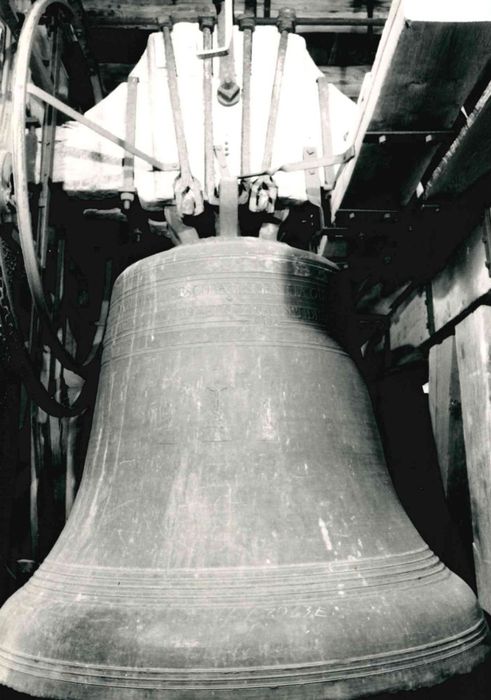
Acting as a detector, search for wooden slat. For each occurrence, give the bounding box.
[264,1,390,20]
[455,306,491,613]
[80,0,391,27]
[330,0,491,216]
[431,221,491,333]
[389,285,429,351]
[82,0,215,27]
[425,80,491,199]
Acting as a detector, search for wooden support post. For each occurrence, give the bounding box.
[429,335,475,585]
[455,306,491,613]
[376,359,471,582]
[429,335,466,497]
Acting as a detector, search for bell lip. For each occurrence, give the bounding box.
[0,631,489,700]
[0,569,489,698]
[114,236,339,287]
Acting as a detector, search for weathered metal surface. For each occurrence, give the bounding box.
[0,237,488,699]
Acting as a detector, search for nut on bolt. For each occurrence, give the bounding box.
[217,80,241,106]
[158,14,173,29]
[238,14,256,32]
[120,191,135,211]
[199,14,215,32]
[277,7,296,32]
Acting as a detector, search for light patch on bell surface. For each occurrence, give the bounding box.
[261,398,276,441]
[318,517,333,551]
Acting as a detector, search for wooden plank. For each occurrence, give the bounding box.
[455,306,491,613]
[265,1,390,20]
[80,0,391,27]
[389,285,429,351]
[425,80,491,199]
[428,335,475,580]
[330,0,491,216]
[82,0,215,27]
[432,220,491,333]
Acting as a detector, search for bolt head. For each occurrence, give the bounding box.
[217,82,241,106]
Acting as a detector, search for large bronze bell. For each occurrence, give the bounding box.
[0,237,488,699]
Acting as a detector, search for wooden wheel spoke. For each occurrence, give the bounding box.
[12,0,89,377]
[0,0,108,417]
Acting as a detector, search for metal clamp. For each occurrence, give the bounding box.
[249,175,278,214]
[164,205,199,245]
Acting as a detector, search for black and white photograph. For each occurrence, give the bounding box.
[0,1,490,699]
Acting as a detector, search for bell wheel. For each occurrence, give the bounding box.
[0,0,109,417]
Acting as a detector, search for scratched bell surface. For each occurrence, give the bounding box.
[0,237,488,699]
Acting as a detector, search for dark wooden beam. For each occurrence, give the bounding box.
[425,80,491,200]
[79,1,390,27]
[331,1,491,216]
